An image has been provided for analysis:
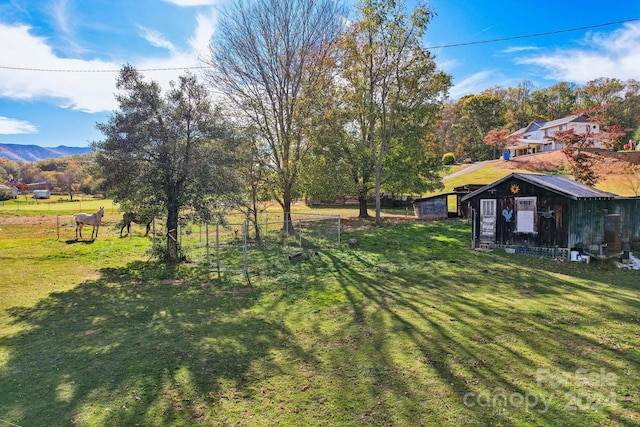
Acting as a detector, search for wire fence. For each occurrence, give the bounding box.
[178,213,342,280]
[31,210,341,282]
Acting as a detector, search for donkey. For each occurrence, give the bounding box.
[73,206,104,240]
[120,212,153,237]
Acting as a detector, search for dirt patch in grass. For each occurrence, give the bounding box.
[0,215,57,225]
[502,150,569,173]
[339,216,414,232]
[500,150,634,176]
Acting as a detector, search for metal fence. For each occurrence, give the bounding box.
[178,213,341,280]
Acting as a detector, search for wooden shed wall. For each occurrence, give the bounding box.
[413,194,448,220]
[466,175,640,252]
[609,198,640,247]
[565,199,610,249]
[467,177,573,248]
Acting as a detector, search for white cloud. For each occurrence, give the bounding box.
[51,0,71,35]
[517,22,640,83]
[161,0,220,6]
[0,24,120,113]
[138,25,178,54]
[501,46,542,54]
[449,70,500,99]
[190,11,217,57]
[0,14,218,114]
[0,116,38,135]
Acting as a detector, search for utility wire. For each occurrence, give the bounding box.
[0,18,638,73]
[0,65,208,73]
[429,18,639,49]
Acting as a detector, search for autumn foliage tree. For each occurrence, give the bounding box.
[552,107,627,186]
[622,164,640,196]
[483,128,516,160]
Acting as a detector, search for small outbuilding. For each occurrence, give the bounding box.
[33,189,51,199]
[461,173,640,258]
[413,184,488,220]
[413,194,450,220]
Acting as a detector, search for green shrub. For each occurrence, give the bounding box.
[442,152,455,165]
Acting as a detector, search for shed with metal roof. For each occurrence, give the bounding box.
[461,173,639,257]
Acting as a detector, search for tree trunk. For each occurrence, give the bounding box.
[166,187,179,262]
[358,195,369,218]
[374,162,382,225]
[281,199,293,233]
[252,212,261,242]
[251,186,261,241]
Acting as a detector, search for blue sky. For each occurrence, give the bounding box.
[0,0,639,148]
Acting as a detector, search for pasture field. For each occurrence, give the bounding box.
[0,203,639,426]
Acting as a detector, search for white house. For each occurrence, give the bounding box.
[505,115,601,159]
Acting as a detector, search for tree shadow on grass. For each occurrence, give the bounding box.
[0,261,292,426]
[64,239,96,245]
[240,219,640,425]
[298,221,640,426]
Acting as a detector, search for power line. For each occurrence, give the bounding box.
[0,65,208,73]
[0,18,638,73]
[429,18,640,49]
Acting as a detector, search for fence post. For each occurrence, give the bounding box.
[243,221,249,283]
[216,223,221,281]
[338,215,341,245]
[205,222,209,265]
[299,220,302,251]
[57,215,60,241]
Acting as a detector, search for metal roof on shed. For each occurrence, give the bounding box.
[461,173,618,201]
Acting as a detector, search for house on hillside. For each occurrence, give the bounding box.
[505,115,601,159]
[461,173,640,258]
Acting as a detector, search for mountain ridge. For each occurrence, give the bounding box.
[0,143,91,162]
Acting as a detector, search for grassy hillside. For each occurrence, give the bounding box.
[432,151,640,198]
[1,209,639,426]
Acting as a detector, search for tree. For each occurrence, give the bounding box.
[578,77,625,109]
[233,128,271,241]
[298,82,361,211]
[622,164,640,196]
[453,94,505,161]
[55,164,85,200]
[554,129,600,186]
[502,80,534,129]
[339,0,450,223]
[484,128,516,160]
[204,0,345,231]
[609,79,640,140]
[552,107,626,186]
[435,102,462,158]
[94,66,239,262]
[546,81,578,120]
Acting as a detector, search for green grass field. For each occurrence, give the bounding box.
[1,204,639,426]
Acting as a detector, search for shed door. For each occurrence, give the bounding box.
[604,214,621,251]
[480,199,497,242]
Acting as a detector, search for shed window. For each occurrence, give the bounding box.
[516,197,536,233]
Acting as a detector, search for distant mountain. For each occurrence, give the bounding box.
[0,143,91,162]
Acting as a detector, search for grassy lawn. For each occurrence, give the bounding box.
[1,209,639,426]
